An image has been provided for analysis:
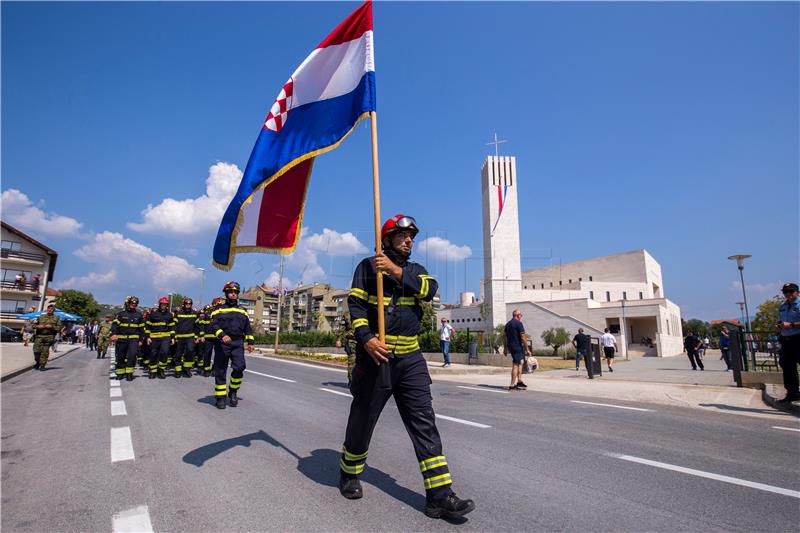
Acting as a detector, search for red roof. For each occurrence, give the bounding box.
[711,319,740,325]
[46,287,61,297]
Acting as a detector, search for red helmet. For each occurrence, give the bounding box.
[158,297,169,305]
[381,214,419,239]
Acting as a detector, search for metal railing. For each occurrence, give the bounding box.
[728,325,782,387]
[0,280,41,293]
[0,249,46,262]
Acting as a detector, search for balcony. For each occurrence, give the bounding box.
[1,249,46,264]
[0,280,41,296]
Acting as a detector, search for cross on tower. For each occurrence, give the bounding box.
[486,132,507,157]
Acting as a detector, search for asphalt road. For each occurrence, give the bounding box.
[2,347,798,532]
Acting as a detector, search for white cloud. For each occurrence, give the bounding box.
[264,271,295,289]
[732,280,782,297]
[1,189,83,237]
[303,228,369,256]
[127,162,242,235]
[277,227,369,286]
[58,270,118,290]
[415,237,472,262]
[74,231,201,292]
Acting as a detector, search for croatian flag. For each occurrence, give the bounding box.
[213,1,375,270]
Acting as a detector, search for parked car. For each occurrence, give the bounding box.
[1,325,23,342]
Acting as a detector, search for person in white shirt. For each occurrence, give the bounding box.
[440,318,455,367]
[600,328,618,372]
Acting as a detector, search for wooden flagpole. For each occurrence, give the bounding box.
[369,111,385,343]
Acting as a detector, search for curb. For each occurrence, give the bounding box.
[251,349,347,371]
[760,383,800,416]
[1,345,83,382]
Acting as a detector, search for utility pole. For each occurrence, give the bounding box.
[274,256,285,352]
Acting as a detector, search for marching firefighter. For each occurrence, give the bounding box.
[195,306,214,377]
[96,315,113,359]
[210,282,254,409]
[338,214,475,519]
[174,298,199,378]
[32,303,62,371]
[145,297,175,379]
[111,296,145,381]
[139,308,151,368]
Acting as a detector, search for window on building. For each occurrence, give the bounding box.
[559,281,562,286]
[541,283,544,289]
[524,285,527,289]
[579,277,582,281]
[666,319,671,335]
[1,299,27,313]
[623,292,627,300]
[568,279,572,284]
[639,292,643,300]
[589,276,593,281]
[549,282,553,287]
[1,240,22,252]
[1,269,33,282]
[589,291,594,300]
[606,291,611,302]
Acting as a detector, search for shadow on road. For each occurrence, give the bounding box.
[182,430,432,514]
[196,396,218,406]
[699,403,795,417]
[320,381,349,390]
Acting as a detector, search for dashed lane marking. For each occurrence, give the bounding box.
[110,388,123,398]
[112,505,153,533]
[319,387,352,398]
[245,369,296,382]
[110,380,120,387]
[457,385,510,394]
[253,355,347,373]
[570,400,653,412]
[772,426,800,433]
[111,426,135,462]
[111,401,127,417]
[435,414,491,429]
[609,454,800,499]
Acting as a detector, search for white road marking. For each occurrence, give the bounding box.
[112,505,153,533]
[110,380,120,387]
[435,414,491,429]
[111,427,135,462]
[254,355,347,373]
[110,388,123,398]
[457,385,509,394]
[610,454,800,499]
[245,369,296,382]
[320,387,352,398]
[772,426,800,433]
[111,401,127,417]
[571,400,653,412]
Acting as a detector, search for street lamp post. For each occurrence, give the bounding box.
[728,254,754,367]
[620,298,628,360]
[197,267,206,308]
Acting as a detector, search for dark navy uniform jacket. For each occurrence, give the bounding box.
[145,309,174,341]
[348,256,437,356]
[174,309,200,339]
[112,309,145,340]
[210,301,254,346]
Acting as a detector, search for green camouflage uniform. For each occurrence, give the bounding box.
[96,320,113,356]
[344,333,357,385]
[33,313,62,367]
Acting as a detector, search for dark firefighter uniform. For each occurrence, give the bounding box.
[196,308,214,376]
[210,291,254,407]
[341,258,455,496]
[145,306,175,378]
[112,301,145,379]
[174,307,200,377]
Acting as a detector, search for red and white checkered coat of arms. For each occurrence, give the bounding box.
[264,78,294,132]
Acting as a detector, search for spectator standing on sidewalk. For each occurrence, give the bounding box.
[572,328,590,371]
[600,328,617,372]
[503,310,531,390]
[683,330,704,370]
[22,320,34,347]
[777,282,800,404]
[719,325,732,371]
[439,318,455,368]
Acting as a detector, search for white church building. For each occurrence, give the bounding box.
[438,155,684,358]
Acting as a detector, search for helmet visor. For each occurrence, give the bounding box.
[395,216,417,230]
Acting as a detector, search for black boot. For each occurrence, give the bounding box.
[338,474,363,499]
[126,373,133,382]
[158,369,166,379]
[149,371,156,379]
[34,362,40,370]
[228,389,238,407]
[215,397,226,410]
[424,492,476,519]
[175,369,182,378]
[183,368,193,378]
[116,374,124,381]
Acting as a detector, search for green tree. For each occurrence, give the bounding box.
[752,296,782,334]
[485,324,505,354]
[541,327,571,358]
[419,300,436,333]
[54,289,101,321]
[169,293,191,308]
[681,318,710,338]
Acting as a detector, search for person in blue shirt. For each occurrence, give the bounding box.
[718,325,732,371]
[777,282,800,403]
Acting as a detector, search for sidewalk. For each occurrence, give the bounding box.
[1,342,83,381]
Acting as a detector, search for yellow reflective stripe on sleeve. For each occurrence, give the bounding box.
[343,447,368,461]
[423,473,452,489]
[175,333,196,338]
[149,332,171,338]
[210,307,249,318]
[245,335,254,341]
[339,458,365,475]
[396,297,417,306]
[352,318,369,329]
[349,288,369,301]
[215,329,223,337]
[177,314,196,318]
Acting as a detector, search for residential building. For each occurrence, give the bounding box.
[239,284,281,333]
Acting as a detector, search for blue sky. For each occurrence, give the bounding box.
[2,1,797,320]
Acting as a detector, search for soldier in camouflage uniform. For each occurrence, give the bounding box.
[96,316,113,359]
[33,303,62,371]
